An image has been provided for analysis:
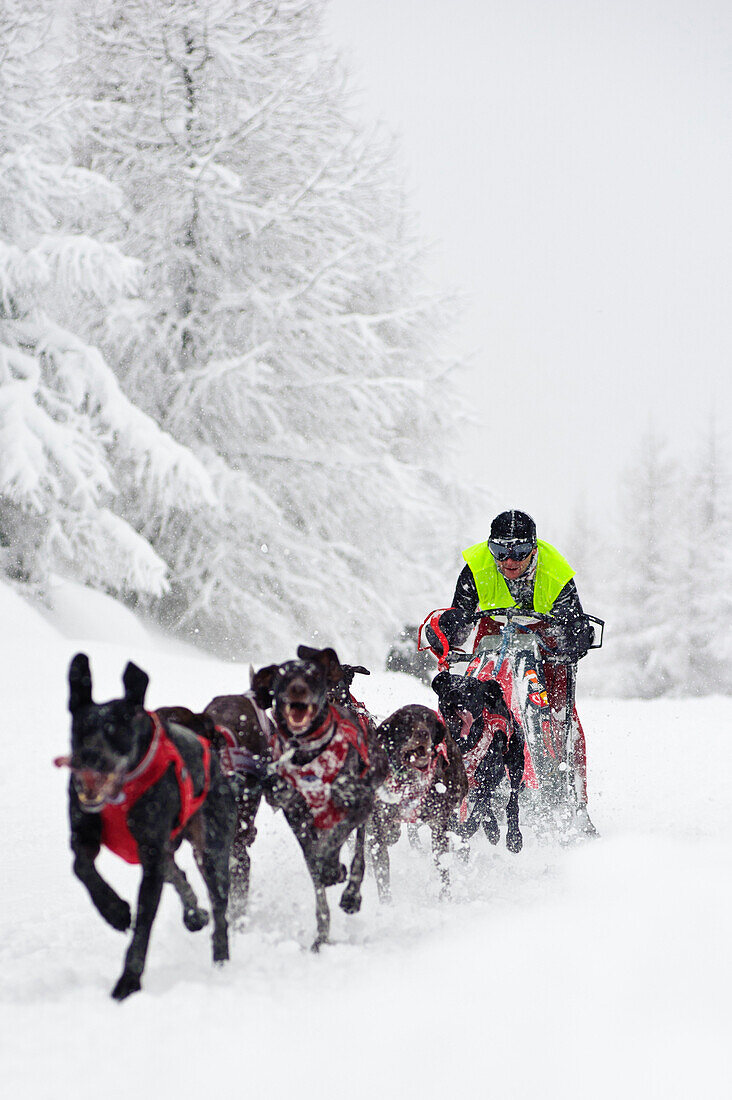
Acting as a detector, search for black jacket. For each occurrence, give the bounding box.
[433,559,593,662]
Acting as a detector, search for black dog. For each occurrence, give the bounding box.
[60,654,236,1000]
[325,662,372,720]
[251,645,386,950]
[432,671,525,853]
[369,705,468,901]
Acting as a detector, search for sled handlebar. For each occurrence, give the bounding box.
[418,607,605,662]
[472,608,604,649]
[470,607,552,627]
[444,650,475,666]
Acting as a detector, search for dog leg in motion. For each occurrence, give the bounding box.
[73,850,132,932]
[481,797,500,845]
[431,825,452,900]
[71,804,131,932]
[505,789,523,853]
[505,769,524,854]
[191,797,234,964]
[112,852,166,1001]
[311,882,330,952]
[195,851,230,963]
[228,815,255,920]
[165,858,209,932]
[504,730,524,853]
[367,826,392,904]
[340,823,366,914]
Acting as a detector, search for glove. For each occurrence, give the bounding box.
[424,620,449,659]
[543,617,593,662]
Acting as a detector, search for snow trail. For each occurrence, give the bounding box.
[1,582,729,1098]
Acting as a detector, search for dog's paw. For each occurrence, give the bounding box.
[320,860,347,887]
[105,898,132,932]
[183,906,209,932]
[339,887,362,915]
[111,971,141,1001]
[212,932,230,963]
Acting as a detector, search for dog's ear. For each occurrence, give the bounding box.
[431,671,451,698]
[296,645,318,662]
[341,664,370,689]
[122,662,149,707]
[320,647,344,687]
[68,653,93,713]
[251,664,278,710]
[480,680,505,714]
[375,715,392,744]
[297,645,343,687]
[432,714,448,746]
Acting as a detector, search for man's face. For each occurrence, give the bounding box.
[496,549,535,581]
[488,538,536,581]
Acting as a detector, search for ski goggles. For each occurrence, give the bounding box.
[488,539,535,562]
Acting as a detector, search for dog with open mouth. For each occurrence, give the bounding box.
[57,654,236,1000]
[251,645,385,950]
[369,704,467,901]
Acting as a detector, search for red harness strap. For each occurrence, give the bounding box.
[347,693,373,739]
[100,712,211,865]
[269,705,370,831]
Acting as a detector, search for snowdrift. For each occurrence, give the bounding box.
[1,579,729,1099]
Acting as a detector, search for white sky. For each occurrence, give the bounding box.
[324,0,732,531]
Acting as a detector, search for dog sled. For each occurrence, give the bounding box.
[419,606,604,839]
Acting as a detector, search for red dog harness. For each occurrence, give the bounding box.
[100,712,211,864]
[269,705,370,831]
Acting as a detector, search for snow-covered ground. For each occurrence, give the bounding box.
[2,579,729,1098]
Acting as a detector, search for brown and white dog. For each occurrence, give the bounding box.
[251,645,386,950]
[369,704,468,901]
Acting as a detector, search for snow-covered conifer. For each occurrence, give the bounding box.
[0,1,214,598]
[678,424,732,694]
[67,0,472,657]
[608,431,681,697]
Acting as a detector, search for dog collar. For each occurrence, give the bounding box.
[53,711,163,802]
[124,711,164,782]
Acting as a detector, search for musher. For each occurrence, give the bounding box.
[424,509,598,836]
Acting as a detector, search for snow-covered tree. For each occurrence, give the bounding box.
[67,0,473,658]
[601,423,732,698]
[677,424,732,694]
[607,430,681,697]
[0,1,215,598]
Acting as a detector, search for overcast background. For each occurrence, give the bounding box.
[324,0,732,535]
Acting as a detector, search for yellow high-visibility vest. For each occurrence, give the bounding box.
[461,538,574,613]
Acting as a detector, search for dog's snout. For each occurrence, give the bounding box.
[285,678,313,703]
[403,734,432,770]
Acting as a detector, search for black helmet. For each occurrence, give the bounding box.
[489,510,537,545]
